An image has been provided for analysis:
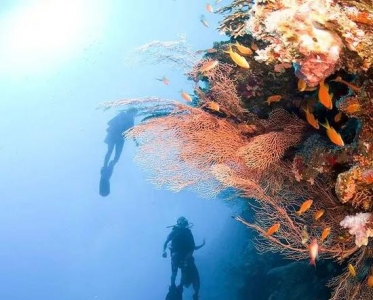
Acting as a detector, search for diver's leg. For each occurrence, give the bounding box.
[112,139,124,164]
[192,263,200,300]
[104,143,115,167]
[171,255,178,286]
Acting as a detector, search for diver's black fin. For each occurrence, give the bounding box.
[99,165,114,197]
[165,285,183,300]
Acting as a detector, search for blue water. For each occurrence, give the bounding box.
[0,1,247,299]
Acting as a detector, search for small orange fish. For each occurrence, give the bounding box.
[320,227,331,242]
[334,111,343,123]
[266,223,280,236]
[298,78,307,92]
[199,60,219,73]
[156,76,169,85]
[348,263,356,277]
[224,46,250,68]
[234,42,253,56]
[206,101,220,111]
[314,209,325,221]
[331,76,361,93]
[200,15,209,27]
[205,48,218,53]
[318,80,333,110]
[266,95,282,105]
[297,199,313,216]
[180,90,192,102]
[206,3,214,13]
[367,275,373,287]
[309,238,319,266]
[320,119,344,147]
[302,106,319,129]
[345,103,361,114]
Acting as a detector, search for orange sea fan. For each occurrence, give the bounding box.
[126,108,248,198]
[238,131,302,171]
[237,109,306,171]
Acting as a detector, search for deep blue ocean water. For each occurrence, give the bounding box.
[0,1,252,299]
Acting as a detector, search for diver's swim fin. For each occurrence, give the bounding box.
[99,165,114,197]
[165,285,183,300]
[99,175,110,196]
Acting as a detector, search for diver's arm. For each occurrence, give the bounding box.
[162,232,173,257]
[163,238,170,253]
[194,239,206,251]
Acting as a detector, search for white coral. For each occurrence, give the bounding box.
[340,213,373,247]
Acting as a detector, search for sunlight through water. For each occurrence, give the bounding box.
[0,0,110,76]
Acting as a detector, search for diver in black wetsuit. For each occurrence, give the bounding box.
[163,217,205,300]
[99,109,136,197]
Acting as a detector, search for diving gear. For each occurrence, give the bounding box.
[177,216,188,228]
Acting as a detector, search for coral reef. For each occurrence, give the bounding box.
[218,0,373,86]
[100,0,373,299]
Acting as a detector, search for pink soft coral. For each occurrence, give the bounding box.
[340,213,373,247]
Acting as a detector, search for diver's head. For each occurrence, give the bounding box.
[177,216,189,228]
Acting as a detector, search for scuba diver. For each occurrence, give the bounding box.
[163,217,205,300]
[99,109,137,197]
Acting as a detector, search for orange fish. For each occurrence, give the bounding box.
[367,275,373,287]
[180,90,192,102]
[314,209,325,221]
[250,41,258,51]
[298,78,307,92]
[266,223,280,236]
[196,48,218,55]
[224,46,250,68]
[266,95,282,105]
[297,199,313,216]
[302,106,319,129]
[309,238,319,266]
[320,227,331,242]
[334,111,343,123]
[205,48,218,53]
[331,76,361,93]
[199,60,219,73]
[206,101,220,111]
[318,80,333,109]
[234,42,253,56]
[320,119,344,147]
[206,3,214,13]
[156,76,169,85]
[348,263,356,277]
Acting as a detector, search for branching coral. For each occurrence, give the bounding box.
[233,177,359,262]
[123,34,201,72]
[188,61,249,120]
[216,0,253,38]
[328,246,373,300]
